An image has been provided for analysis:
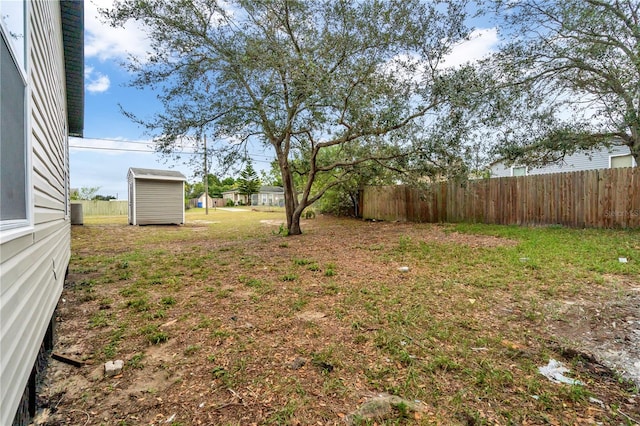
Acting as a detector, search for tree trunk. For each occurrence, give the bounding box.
[631,137,640,167]
[278,153,302,235]
[350,191,359,217]
[289,209,303,235]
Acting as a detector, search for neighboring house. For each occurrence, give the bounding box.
[128,168,187,225]
[490,145,636,177]
[252,186,285,206]
[0,2,84,425]
[222,186,285,206]
[222,188,249,205]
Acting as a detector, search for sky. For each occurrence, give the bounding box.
[71,1,500,200]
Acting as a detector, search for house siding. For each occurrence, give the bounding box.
[490,145,634,177]
[223,187,285,206]
[0,2,72,425]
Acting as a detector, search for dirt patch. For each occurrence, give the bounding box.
[548,275,640,388]
[259,219,285,226]
[295,311,327,321]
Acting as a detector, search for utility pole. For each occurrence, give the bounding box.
[204,134,208,215]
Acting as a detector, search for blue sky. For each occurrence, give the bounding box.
[72,1,500,199]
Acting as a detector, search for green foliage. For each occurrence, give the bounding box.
[92,194,116,201]
[281,273,298,282]
[486,0,640,166]
[72,186,101,201]
[184,344,201,356]
[141,325,169,344]
[324,264,336,277]
[126,297,150,312]
[237,161,261,205]
[127,353,145,369]
[273,223,288,236]
[89,311,111,328]
[261,161,283,187]
[185,174,235,199]
[160,296,176,306]
[104,0,479,235]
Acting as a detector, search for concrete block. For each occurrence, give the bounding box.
[104,359,124,377]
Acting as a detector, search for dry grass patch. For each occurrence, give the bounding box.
[41,213,639,425]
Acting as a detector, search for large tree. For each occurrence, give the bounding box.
[237,161,261,205]
[486,0,640,166]
[105,0,477,234]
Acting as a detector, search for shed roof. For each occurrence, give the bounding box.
[128,168,187,181]
[61,1,84,138]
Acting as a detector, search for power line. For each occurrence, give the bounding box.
[71,136,154,145]
[69,136,276,164]
[75,136,275,157]
[69,145,156,153]
[68,144,275,164]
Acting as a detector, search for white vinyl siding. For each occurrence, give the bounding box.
[490,145,635,177]
[0,3,71,425]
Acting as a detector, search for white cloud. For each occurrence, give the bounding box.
[85,66,111,93]
[380,27,500,84]
[84,0,151,61]
[442,28,499,68]
[86,73,111,93]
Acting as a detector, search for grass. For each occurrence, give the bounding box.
[57,211,640,425]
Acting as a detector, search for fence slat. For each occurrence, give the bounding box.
[362,168,639,228]
[73,200,128,216]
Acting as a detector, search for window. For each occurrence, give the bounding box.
[610,154,635,169]
[1,5,29,228]
[0,1,25,66]
[511,166,527,177]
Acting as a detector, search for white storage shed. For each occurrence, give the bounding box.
[127,168,186,225]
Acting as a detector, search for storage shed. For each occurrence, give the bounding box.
[128,168,186,225]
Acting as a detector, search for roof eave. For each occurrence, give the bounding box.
[61,1,84,138]
[135,175,186,182]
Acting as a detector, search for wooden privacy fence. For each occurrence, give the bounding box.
[362,167,639,228]
[73,200,128,216]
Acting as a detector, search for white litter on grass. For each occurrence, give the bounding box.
[397,266,410,272]
[538,359,584,385]
[619,257,628,263]
[165,413,176,423]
